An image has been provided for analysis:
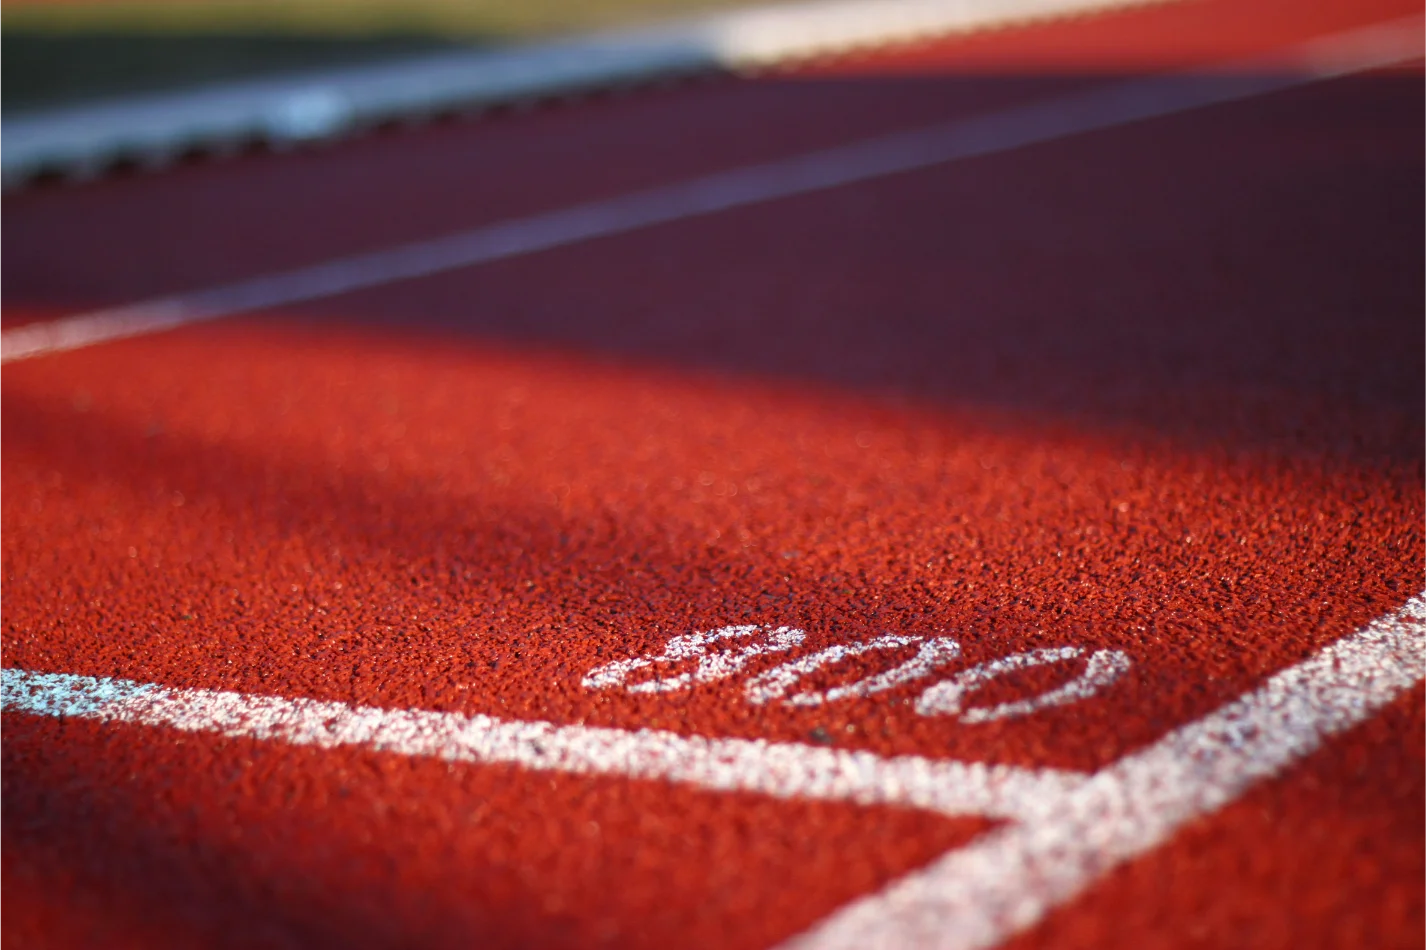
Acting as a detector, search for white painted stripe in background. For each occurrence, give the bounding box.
[2,0,1175,185]
[780,593,1426,950]
[2,16,1420,364]
[0,666,1082,821]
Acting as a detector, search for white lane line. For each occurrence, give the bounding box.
[780,592,1426,950]
[0,667,1083,821]
[1,593,1421,947]
[3,15,1419,365]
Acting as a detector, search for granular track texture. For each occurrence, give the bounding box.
[3,0,1422,945]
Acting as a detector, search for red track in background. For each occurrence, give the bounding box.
[3,0,1422,946]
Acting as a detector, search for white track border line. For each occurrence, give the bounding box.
[2,593,1423,949]
[0,666,1082,821]
[2,0,1175,185]
[782,592,1426,949]
[3,16,1419,365]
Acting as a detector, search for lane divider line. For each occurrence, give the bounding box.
[0,666,1084,822]
[2,594,1421,945]
[2,0,1178,186]
[780,592,1426,950]
[3,15,1420,365]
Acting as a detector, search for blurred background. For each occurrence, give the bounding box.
[3,0,766,113]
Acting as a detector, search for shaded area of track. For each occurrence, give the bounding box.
[5,0,1419,317]
[282,73,1423,468]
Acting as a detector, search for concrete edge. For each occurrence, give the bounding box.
[1,0,1165,187]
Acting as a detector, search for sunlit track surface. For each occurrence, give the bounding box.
[3,0,1423,946]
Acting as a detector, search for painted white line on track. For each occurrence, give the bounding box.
[780,592,1426,950]
[0,667,1082,821]
[1,594,1421,945]
[2,15,1420,364]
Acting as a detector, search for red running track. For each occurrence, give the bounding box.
[2,0,1423,946]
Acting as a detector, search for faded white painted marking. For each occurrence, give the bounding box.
[0,666,1080,821]
[582,624,806,693]
[3,16,1420,363]
[747,635,963,707]
[2,594,1422,947]
[916,647,1132,722]
[593,626,1125,718]
[781,593,1426,950]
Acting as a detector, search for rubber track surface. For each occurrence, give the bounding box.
[3,0,1422,946]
